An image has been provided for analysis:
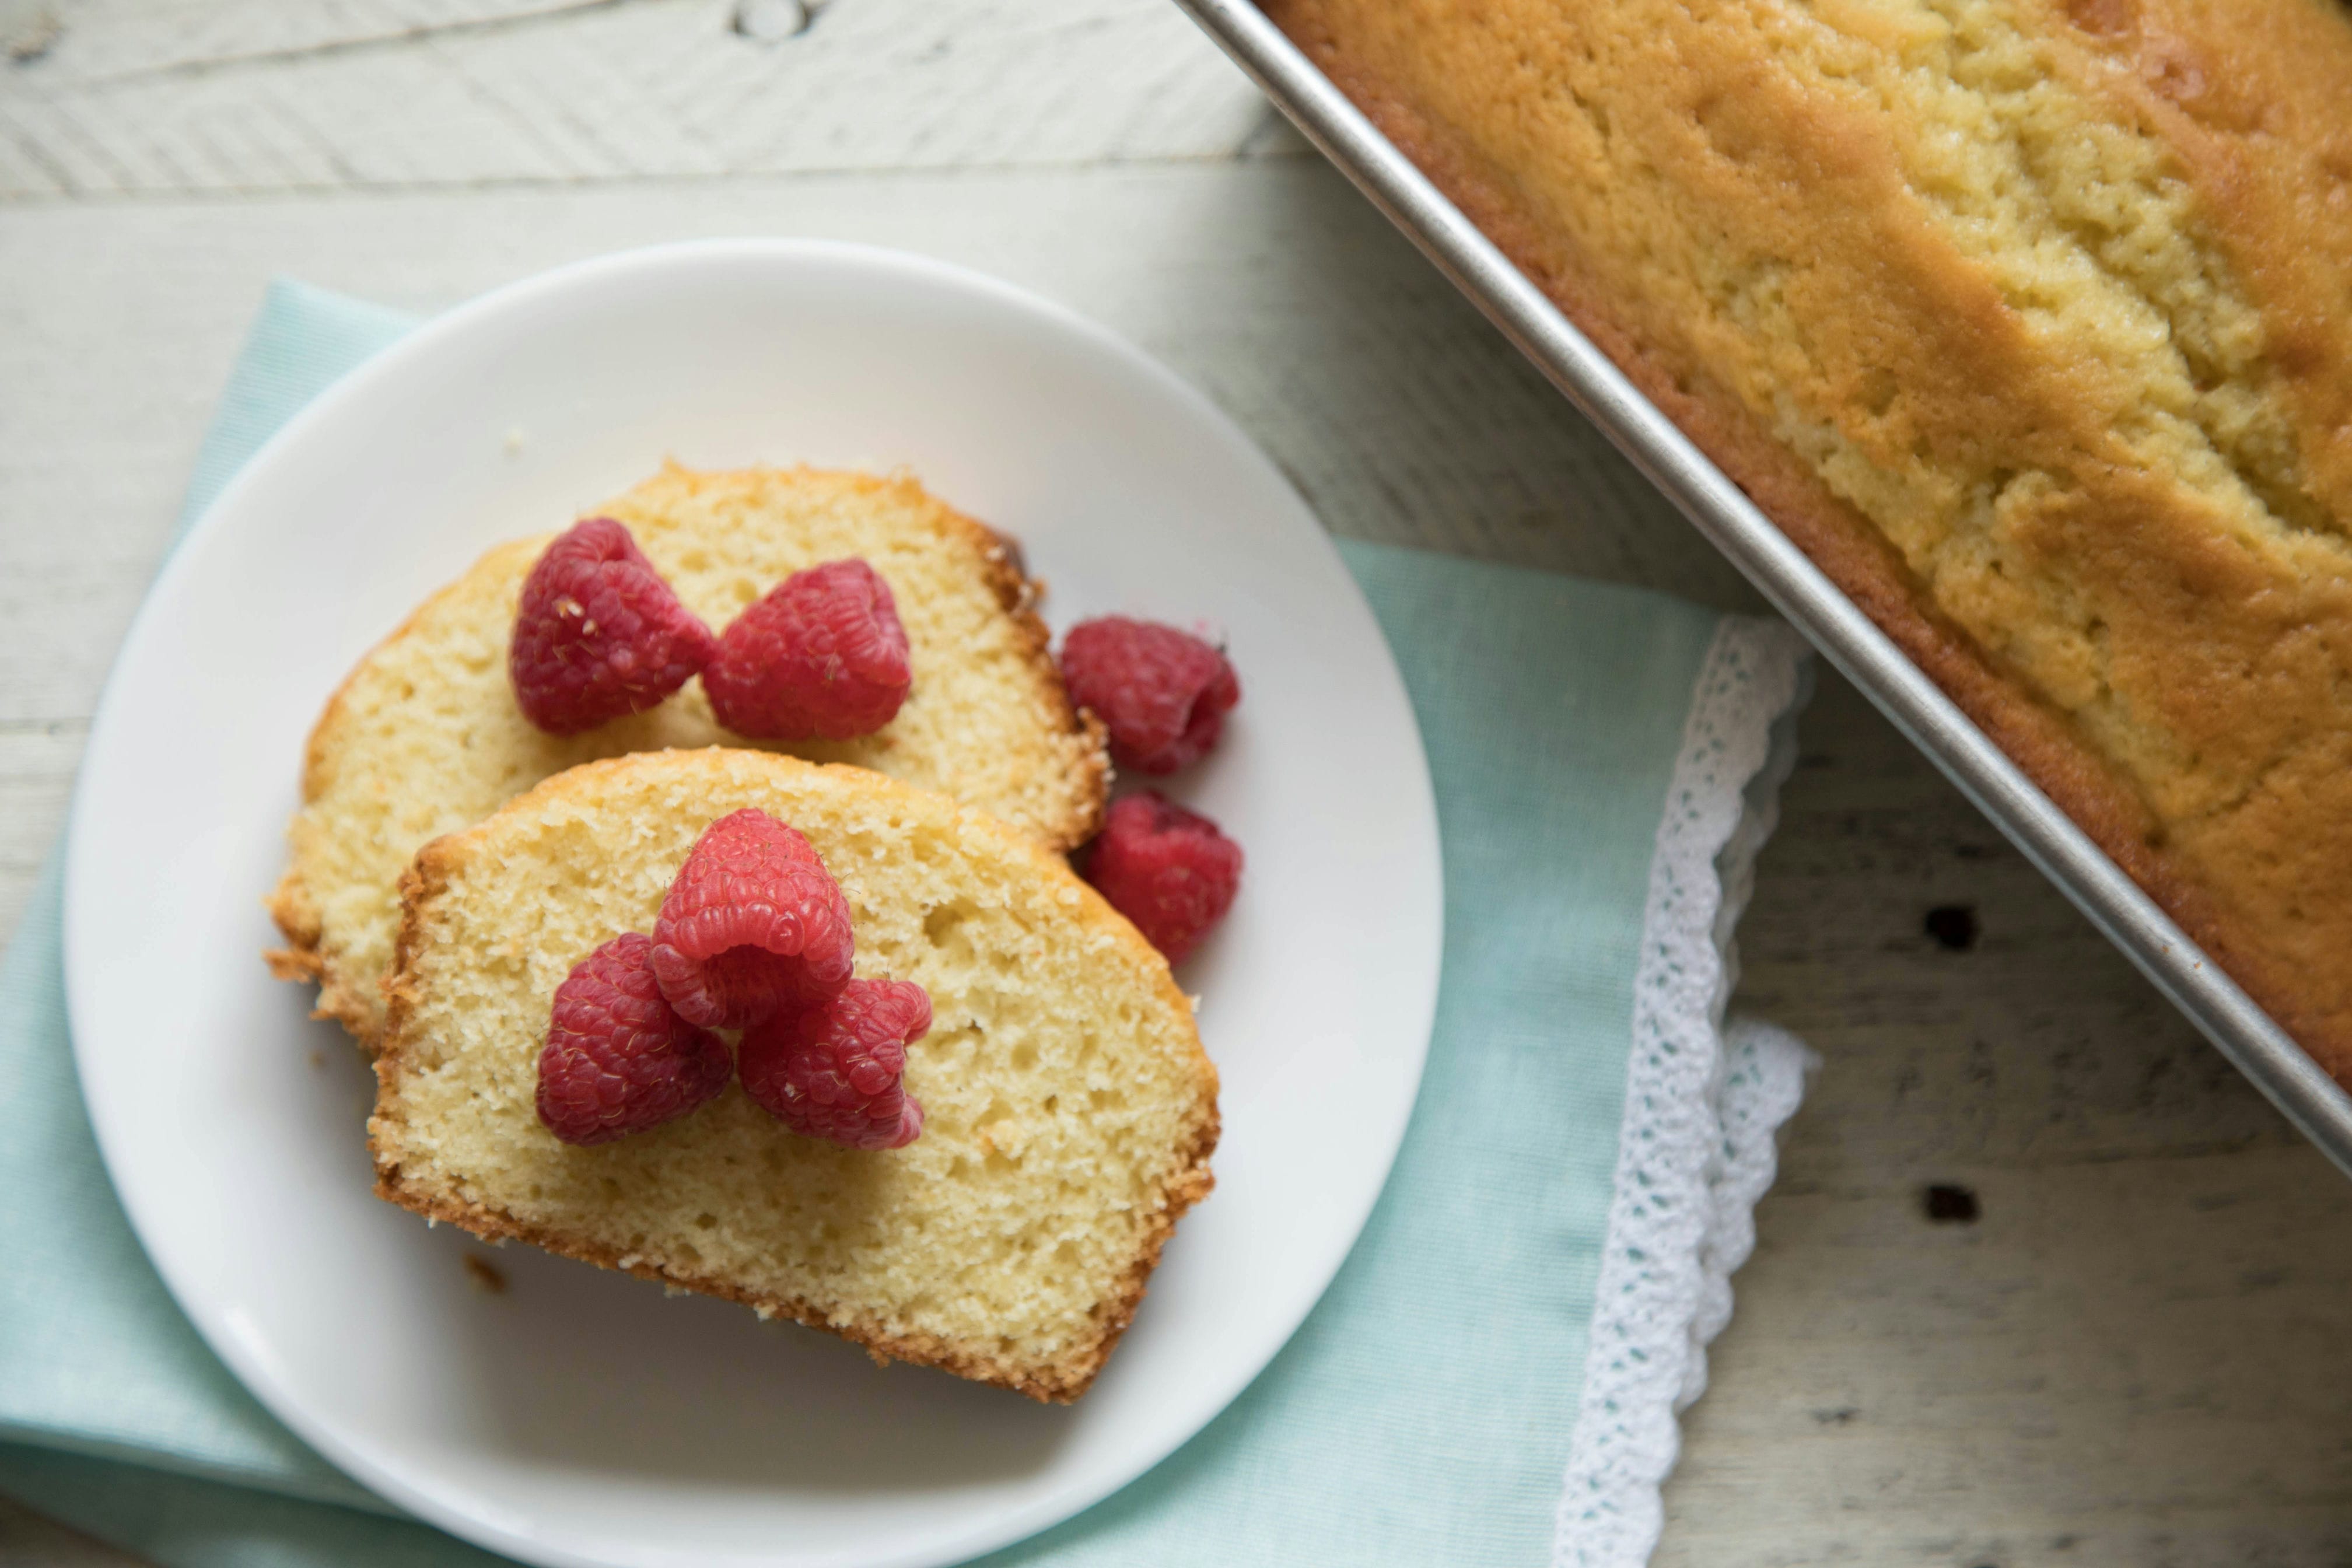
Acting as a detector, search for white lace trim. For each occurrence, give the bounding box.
[1553,617,1818,1568]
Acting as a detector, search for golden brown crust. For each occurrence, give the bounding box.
[260,942,323,985]
[262,878,325,984]
[377,849,449,1046]
[265,566,491,1042]
[1269,0,2352,1081]
[932,491,1113,850]
[371,750,1212,1402]
[265,889,376,1038]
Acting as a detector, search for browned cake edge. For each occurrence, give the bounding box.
[1261,1,2347,1074]
[264,578,461,1043]
[928,492,1114,853]
[263,466,1112,1051]
[369,754,1216,1404]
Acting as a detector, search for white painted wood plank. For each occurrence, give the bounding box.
[0,0,1276,196]
[1658,673,2352,1565]
[20,0,646,81]
[1664,1153,2352,1563]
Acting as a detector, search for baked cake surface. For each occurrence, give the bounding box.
[268,463,1109,1042]
[1271,0,2352,1076]
[372,747,1217,1402]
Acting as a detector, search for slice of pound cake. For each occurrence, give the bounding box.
[371,748,1217,1402]
[268,463,1109,1043]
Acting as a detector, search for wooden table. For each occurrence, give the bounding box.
[5,2,2350,1562]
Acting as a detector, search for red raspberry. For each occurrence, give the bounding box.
[649,809,856,1030]
[1059,617,1240,774]
[536,933,732,1147]
[704,559,912,741]
[739,978,929,1151]
[1084,792,1243,963]
[510,518,718,736]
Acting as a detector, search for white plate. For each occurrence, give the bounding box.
[64,241,1441,1568]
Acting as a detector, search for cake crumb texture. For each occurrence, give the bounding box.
[270,463,1109,1043]
[1272,0,2352,1075]
[371,748,1217,1402]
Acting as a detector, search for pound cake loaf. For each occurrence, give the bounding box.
[1272,0,2352,1077]
[372,747,1217,1402]
[270,463,1108,1043]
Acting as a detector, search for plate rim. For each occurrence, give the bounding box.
[62,237,1445,1568]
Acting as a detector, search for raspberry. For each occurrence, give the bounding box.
[1083,792,1243,963]
[738,978,929,1151]
[510,518,718,736]
[1058,617,1240,774]
[649,809,856,1030]
[536,933,732,1146]
[704,559,912,741]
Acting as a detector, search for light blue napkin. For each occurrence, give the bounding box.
[0,281,1811,1568]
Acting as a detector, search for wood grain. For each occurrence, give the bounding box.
[4,2,2351,1560]
[0,0,1276,197]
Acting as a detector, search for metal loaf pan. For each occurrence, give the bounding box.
[1173,0,2352,1177]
